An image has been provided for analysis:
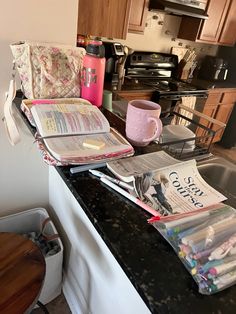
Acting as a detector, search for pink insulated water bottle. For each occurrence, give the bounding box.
[81,41,105,107]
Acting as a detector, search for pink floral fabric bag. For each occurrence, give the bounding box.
[3,42,85,145]
[10,41,86,99]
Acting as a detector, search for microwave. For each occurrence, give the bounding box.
[149,0,208,19]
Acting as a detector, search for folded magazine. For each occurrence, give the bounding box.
[107,151,226,216]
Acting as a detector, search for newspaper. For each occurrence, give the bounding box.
[107,151,227,216]
[107,151,183,182]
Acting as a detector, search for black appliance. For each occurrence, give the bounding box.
[218,45,236,84]
[149,0,208,19]
[125,51,208,117]
[198,56,229,81]
[103,42,124,84]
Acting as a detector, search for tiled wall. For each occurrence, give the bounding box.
[106,12,218,59]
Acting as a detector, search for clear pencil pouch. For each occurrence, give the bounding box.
[149,204,236,295]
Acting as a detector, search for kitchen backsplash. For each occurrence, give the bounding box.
[103,12,218,61]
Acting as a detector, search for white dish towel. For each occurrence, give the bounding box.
[172,96,196,126]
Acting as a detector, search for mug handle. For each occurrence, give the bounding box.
[143,117,163,143]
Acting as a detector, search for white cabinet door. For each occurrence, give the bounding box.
[49,167,151,314]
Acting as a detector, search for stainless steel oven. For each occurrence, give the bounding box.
[152,90,207,122]
[125,51,208,120]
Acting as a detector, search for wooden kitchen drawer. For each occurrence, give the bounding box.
[221,91,236,104]
[116,91,153,101]
[206,92,222,104]
[213,102,234,142]
[197,88,236,144]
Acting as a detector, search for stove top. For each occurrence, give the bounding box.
[127,77,207,96]
[139,78,198,91]
[125,51,207,96]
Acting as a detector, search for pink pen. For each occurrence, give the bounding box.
[89,169,134,191]
[101,177,160,218]
[148,216,162,223]
[193,248,214,260]
[209,256,236,276]
[31,100,56,105]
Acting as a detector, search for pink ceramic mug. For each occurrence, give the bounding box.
[125,100,162,147]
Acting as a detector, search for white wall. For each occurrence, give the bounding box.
[0,0,78,214]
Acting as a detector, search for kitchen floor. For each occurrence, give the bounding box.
[32,294,71,314]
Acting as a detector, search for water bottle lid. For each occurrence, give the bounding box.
[86,41,105,58]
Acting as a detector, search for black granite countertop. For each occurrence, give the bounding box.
[107,77,236,92]
[185,78,236,90]
[14,93,236,314]
[104,78,155,93]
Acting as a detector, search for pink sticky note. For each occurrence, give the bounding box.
[31,99,56,105]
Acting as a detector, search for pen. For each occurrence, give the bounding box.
[158,211,210,228]
[166,215,211,238]
[70,162,106,174]
[209,259,236,276]
[181,217,236,246]
[209,233,236,261]
[177,211,234,241]
[89,169,134,191]
[100,177,160,218]
[193,247,215,260]
[157,204,228,227]
[212,269,236,289]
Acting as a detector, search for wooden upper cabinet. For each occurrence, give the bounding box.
[77,0,132,39]
[218,0,236,45]
[198,0,229,43]
[178,0,236,46]
[128,0,149,34]
[221,91,236,104]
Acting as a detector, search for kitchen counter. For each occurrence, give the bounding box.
[186,78,236,90]
[106,77,236,93]
[105,78,155,93]
[14,94,236,314]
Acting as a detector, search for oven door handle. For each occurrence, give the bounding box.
[160,94,208,100]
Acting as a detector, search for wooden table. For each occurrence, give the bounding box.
[0,232,46,314]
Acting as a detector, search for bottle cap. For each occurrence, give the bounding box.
[86,42,105,58]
